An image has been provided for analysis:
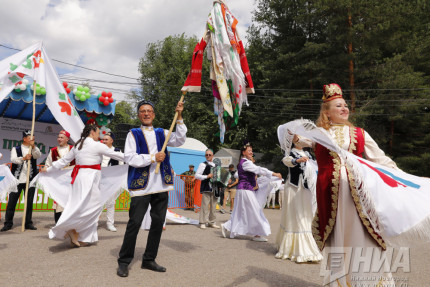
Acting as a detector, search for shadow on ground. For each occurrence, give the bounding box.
[223,265,320,287]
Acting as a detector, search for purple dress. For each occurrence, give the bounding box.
[223,158,273,238]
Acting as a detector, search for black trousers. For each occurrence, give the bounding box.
[3,183,36,228]
[118,191,168,265]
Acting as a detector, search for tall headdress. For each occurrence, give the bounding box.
[322,83,343,102]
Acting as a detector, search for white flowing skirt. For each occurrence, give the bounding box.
[49,169,104,243]
[223,188,271,238]
[275,179,322,262]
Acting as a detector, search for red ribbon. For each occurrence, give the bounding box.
[71,164,101,184]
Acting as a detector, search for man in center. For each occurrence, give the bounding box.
[117,99,186,277]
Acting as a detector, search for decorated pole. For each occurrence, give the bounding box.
[21,76,38,232]
[155,91,186,174]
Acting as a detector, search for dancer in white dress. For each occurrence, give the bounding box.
[275,139,322,262]
[41,124,124,247]
[221,142,282,241]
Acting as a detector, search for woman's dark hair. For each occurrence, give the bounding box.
[240,142,252,158]
[75,124,98,150]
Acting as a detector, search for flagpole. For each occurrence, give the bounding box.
[21,64,39,232]
[155,91,186,174]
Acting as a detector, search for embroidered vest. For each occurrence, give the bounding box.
[10,146,38,181]
[51,145,76,166]
[127,128,173,191]
[312,127,385,250]
[237,158,257,191]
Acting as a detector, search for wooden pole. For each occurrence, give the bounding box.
[21,79,38,232]
[155,91,186,174]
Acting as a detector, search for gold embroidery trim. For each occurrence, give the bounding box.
[346,164,386,250]
[312,151,341,251]
[348,126,357,153]
[333,126,345,147]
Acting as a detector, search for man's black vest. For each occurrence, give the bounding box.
[200,162,212,193]
[10,145,39,181]
[107,147,121,166]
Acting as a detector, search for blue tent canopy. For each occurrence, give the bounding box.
[0,86,116,124]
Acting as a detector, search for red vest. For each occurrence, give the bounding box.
[51,145,76,166]
[312,126,386,250]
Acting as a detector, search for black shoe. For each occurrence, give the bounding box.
[141,260,166,272]
[1,225,12,232]
[25,225,37,230]
[117,264,129,277]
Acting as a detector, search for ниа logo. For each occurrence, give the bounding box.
[320,247,410,284]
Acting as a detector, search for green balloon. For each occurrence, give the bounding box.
[77,86,84,91]
[75,91,82,97]
[85,92,91,99]
[80,95,86,101]
[83,86,90,92]
[36,87,41,94]
[41,88,46,95]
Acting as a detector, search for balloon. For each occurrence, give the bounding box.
[83,86,90,92]
[108,97,113,103]
[63,82,68,88]
[102,91,107,98]
[77,86,83,91]
[66,87,71,93]
[85,93,91,99]
[75,91,82,97]
[80,95,86,101]
[107,92,112,98]
[36,87,41,94]
[99,96,105,102]
[104,100,109,106]
[41,88,46,95]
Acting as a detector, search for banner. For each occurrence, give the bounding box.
[0,42,84,141]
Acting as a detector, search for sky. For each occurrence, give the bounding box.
[0,0,257,102]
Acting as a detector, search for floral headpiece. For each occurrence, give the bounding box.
[322,83,343,102]
[242,140,252,150]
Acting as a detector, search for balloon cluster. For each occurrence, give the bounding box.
[14,79,29,92]
[74,86,91,102]
[96,114,110,126]
[30,83,47,96]
[62,82,71,94]
[85,111,111,127]
[98,91,114,106]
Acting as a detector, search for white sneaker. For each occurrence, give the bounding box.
[107,224,117,232]
[252,236,268,242]
[200,224,206,229]
[208,223,220,229]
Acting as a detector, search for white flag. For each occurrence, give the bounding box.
[0,42,84,141]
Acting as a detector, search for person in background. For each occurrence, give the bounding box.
[223,164,238,213]
[45,130,75,223]
[1,130,41,232]
[180,164,196,210]
[195,149,220,229]
[100,131,124,232]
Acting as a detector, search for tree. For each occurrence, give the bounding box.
[245,0,430,175]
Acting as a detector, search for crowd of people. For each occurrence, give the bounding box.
[1,83,428,286]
